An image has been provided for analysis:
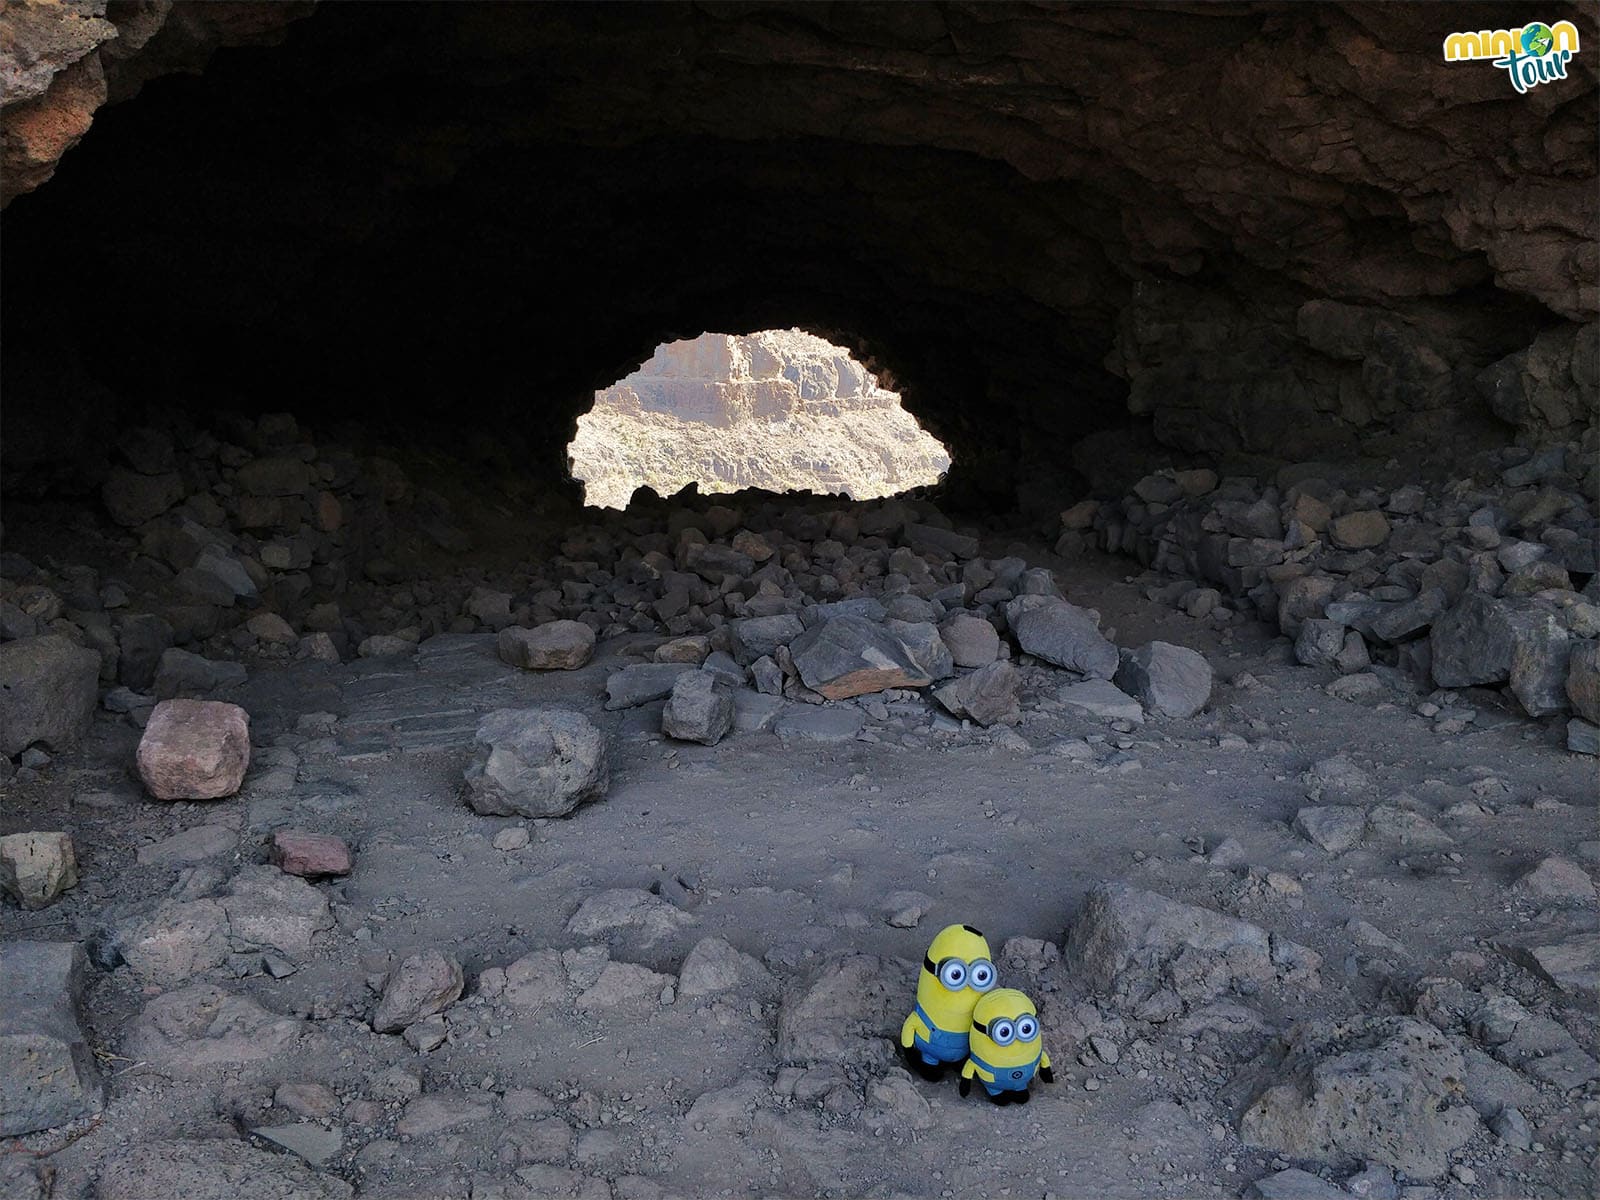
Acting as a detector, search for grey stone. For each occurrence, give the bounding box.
[750,655,784,695]
[152,648,248,699]
[1569,718,1600,755]
[731,688,785,732]
[1006,597,1118,679]
[885,619,954,681]
[1489,1106,1532,1149]
[1239,1016,1477,1179]
[803,597,887,627]
[604,662,697,709]
[1368,588,1448,642]
[0,635,100,756]
[463,707,609,818]
[774,706,865,743]
[498,620,595,670]
[1248,1169,1347,1200]
[903,522,978,559]
[1302,754,1374,804]
[1293,806,1366,854]
[788,616,932,699]
[102,468,184,527]
[934,660,1020,727]
[0,942,102,1136]
[1365,805,1453,849]
[938,612,999,667]
[776,952,902,1070]
[1057,678,1144,723]
[1566,640,1600,724]
[0,832,78,909]
[1430,593,1521,687]
[1512,855,1596,905]
[728,614,804,665]
[678,936,777,999]
[250,1122,343,1166]
[373,949,464,1033]
[566,888,695,944]
[221,866,333,958]
[1507,608,1570,717]
[95,1138,352,1200]
[1294,619,1345,669]
[123,984,311,1074]
[1114,641,1212,718]
[661,670,733,745]
[119,899,231,985]
[1064,882,1319,1017]
[1327,510,1390,550]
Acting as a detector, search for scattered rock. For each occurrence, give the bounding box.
[1327,510,1390,550]
[933,660,1020,726]
[1113,641,1212,718]
[462,707,609,818]
[498,620,596,670]
[1248,1168,1347,1200]
[1064,882,1319,1018]
[788,616,933,699]
[124,985,312,1073]
[269,830,352,878]
[0,832,78,910]
[661,669,734,745]
[0,942,102,1137]
[1293,807,1365,855]
[1239,1016,1477,1179]
[566,888,695,944]
[1058,678,1144,723]
[0,634,100,757]
[372,950,465,1033]
[1492,929,1600,1002]
[938,612,1000,667]
[604,662,698,709]
[677,936,776,999]
[221,865,334,958]
[250,1122,343,1166]
[395,1092,490,1136]
[1006,597,1118,679]
[1513,855,1596,905]
[777,952,901,1069]
[882,890,934,928]
[136,699,252,800]
[135,824,235,867]
[492,826,531,852]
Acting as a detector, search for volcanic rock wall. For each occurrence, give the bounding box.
[1,2,1593,513]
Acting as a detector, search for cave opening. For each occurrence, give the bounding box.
[567,329,951,510]
[0,4,1596,1196]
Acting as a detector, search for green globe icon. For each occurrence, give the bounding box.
[1521,23,1554,55]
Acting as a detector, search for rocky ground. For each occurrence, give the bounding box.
[568,330,949,509]
[1,412,1597,1200]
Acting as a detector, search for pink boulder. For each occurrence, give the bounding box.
[270,829,352,878]
[136,699,251,800]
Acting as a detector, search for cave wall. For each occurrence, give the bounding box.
[2,1,1595,512]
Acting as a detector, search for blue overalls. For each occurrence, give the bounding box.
[912,1002,971,1066]
[968,1050,1042,1095]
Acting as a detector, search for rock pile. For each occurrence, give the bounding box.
[1065,448,1597,751]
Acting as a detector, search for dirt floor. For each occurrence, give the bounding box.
[2,538,1596,1200]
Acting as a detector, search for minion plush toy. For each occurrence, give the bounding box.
[959,988,1054,1104]
[899,923,997,1079]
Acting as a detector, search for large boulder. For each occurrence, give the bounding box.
[788,615,932,699]
[136,699,251,800]
[728,614,804,665]
[0,942,103,1136]
[1114,641,1212,718]
[1006,597,1117,679]
[1064,882,1319,1019]
[462,707,608,818]
[497,620,595,670]
[0,634,100,757]
[1569,641,1600,725]
[933,661,1020,727]
[1239,1016,1478,1179]
[938,612,1000,667]
[661,669,734,745]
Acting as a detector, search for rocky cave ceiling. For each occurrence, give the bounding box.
[1,1,1595,510]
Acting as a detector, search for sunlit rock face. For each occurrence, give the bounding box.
[570,331,949,509]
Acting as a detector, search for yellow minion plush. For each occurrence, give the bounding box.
[959,988,1054,1104]
[898,923,997,1079]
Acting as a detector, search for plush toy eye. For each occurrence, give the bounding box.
[1016,1016,1038,1041]
[938,960,967,989]
[969,960,996,991]
[990,1019,1016,1046]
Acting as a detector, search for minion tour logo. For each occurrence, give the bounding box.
[1442,20,1580,93]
